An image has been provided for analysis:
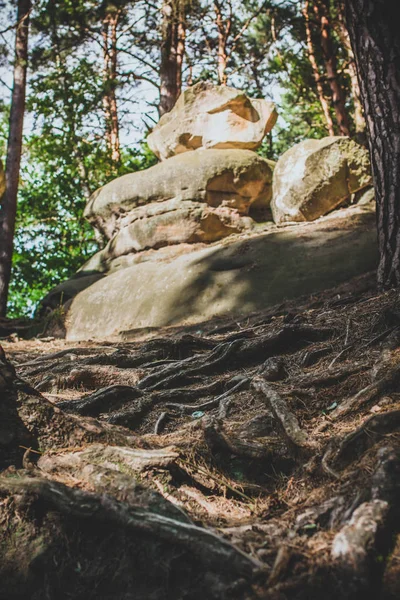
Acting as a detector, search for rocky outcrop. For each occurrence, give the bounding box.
[85,149,274,240]
[81,148,274,273]
[41,83,376,341]
[65,203,377,341]
[147,82,277,161]
[271,137,372,223]
[82,201,253,275]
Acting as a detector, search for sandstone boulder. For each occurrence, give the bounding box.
[271,137,372,224]
[64,203,377,341]
[85,149,275,239]
[147,82,277,161]
[0,160,5,199]
[81,200,254,275]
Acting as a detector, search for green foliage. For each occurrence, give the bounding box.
[2,0,158,317]
[7,138,156,317]
[0,0,361,317]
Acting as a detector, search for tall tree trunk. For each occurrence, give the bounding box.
[335,0,366,136]
[159,0,187,116]
[102,9,121,164]
[0,0,30,317]
[345,0,400,289]
[213,1,231,86]
[314,0,351,136]
[302,0,335,136]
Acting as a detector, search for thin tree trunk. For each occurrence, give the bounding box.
[314,0,350,136]
[0,0,30,317]
[345,0,400,288]
[335,0,365,136]
[213,0,231,86]
[159,0,187,116]
[102,10,121,164]
[176,19,186,92]
[302,0,335,136]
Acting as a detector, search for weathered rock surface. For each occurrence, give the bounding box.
[84,149,274,241]
[0,160,5,199]
[64,203,377,341]
[82,201,254,275]
[147,82,277,161]
[271,137,372,224]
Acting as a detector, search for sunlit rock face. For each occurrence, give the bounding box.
[81,149,274,273]
[41,84,377,339]
[271,137,372,224]
[0,160,5,199]
[65,203,377,341]
[85,149,274,241]
[147,82,277,161]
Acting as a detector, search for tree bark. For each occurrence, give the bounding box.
[345,0,400,288]
[159,0,187,116]
[213,1,231,86]
[302,0,335,136]
[314,0,351,136]
[102,9,121,164]
[0,0,30,317]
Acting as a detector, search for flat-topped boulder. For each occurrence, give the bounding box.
[271,137,372,223]
[147,82,277,161]
[64,203,377,341]
[85,149,275,240]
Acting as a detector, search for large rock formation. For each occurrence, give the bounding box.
[41,83,376,340]
[147,82,277,161]
[65,203,377,341]
[271,137,372,223]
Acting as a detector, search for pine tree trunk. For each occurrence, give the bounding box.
[314,0,350,136]
[345,0,400,288]
[159,0,187,116]
[302,0,335,136]
[214,1,231,86]
[0,0,30,317]
[102,10,121,165]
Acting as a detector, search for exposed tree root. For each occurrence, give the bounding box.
[58,384,143,416]
[331,447,400,600]
[38,443,180,475]
[331,362,400,419]
[2,284,400,599]
[0,475,260,580]
[154,411,169,434]
[164,378,249,414]
[137,325,333,391]
[252,377,311,452]
[322,410,400,477]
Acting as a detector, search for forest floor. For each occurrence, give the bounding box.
[1,271,400,600]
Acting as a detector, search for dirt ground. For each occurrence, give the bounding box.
[0,271,399,600]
